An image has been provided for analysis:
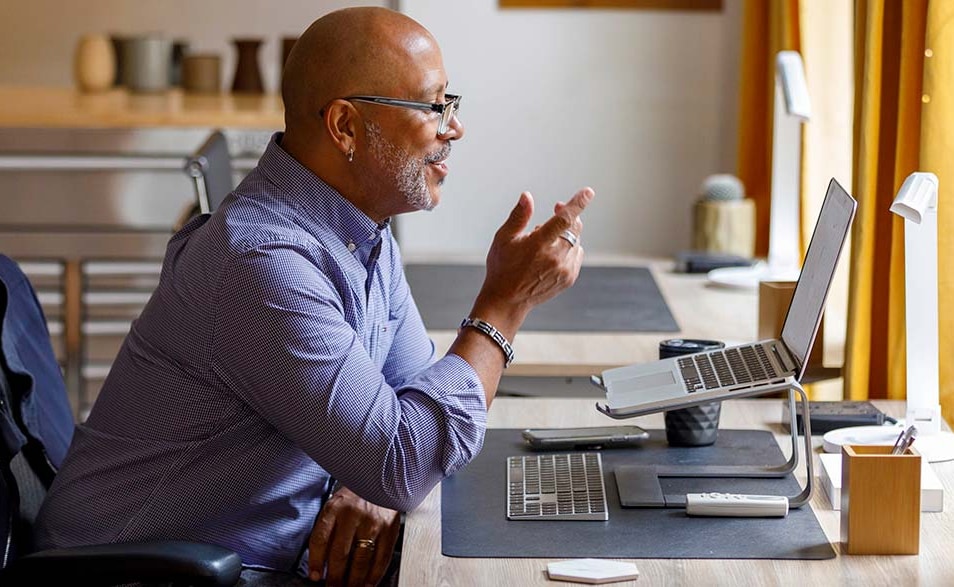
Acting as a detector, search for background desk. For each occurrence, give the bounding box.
[424,257,759,377]
[400,398,954,586]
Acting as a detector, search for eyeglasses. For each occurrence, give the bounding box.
[344,94,461,136]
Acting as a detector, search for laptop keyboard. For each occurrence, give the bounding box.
[507,453,608,521]
[678,345,783,392]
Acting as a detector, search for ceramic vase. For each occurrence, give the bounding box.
[74,34,116,93]
[231,38,264,93]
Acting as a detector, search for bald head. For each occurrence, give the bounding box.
[282,7,440,130]
[279,7,459,223]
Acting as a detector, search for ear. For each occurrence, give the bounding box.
[323,99,360,158]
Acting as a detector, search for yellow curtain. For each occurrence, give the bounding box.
[921,1,954,421]
[845,0,953,422]
[736,0,801,257]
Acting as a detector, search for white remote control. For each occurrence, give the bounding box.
[685,492,789,517]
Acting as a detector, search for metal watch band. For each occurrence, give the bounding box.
[459,317,515,368]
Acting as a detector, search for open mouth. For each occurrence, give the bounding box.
[427,151,450,177]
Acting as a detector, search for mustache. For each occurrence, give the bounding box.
[425,143,452,164]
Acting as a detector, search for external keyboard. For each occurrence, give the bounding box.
[507,453,609,521]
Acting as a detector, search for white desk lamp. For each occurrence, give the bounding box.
[821,173,952,465]
[890,172,954,462]
[709,51,811,289]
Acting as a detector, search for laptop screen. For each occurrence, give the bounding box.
[780,179,857,377]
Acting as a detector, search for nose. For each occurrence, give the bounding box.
[440,113,465,141]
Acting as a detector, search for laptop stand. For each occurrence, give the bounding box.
[596,381,814,508]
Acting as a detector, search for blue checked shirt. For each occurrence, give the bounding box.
[35,134,487,570]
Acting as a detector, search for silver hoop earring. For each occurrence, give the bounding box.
[347,147,354,162]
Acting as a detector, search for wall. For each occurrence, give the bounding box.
[396,0,742,256]
[0,0,741,257]
[0,0,389,93]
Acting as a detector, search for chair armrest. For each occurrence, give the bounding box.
[3,540,242,586]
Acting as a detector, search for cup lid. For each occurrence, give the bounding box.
[659,339,725,353]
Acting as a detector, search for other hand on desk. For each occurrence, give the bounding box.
[307,485,401,587]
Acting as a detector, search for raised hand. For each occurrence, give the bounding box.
[448,186,594,405]
[472,187,595,329]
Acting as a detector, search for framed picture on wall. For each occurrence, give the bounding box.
[499,0,722,10]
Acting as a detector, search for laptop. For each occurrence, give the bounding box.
[597,178,857,418]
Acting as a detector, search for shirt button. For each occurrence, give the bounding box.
[347,241,356,252]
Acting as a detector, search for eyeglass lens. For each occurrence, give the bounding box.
[439,97,459,134]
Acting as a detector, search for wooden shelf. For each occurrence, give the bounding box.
[0,86,284,129]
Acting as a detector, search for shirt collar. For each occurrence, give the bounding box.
[256,132,388,252]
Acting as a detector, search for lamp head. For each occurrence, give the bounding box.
[890,172,938,224]
[777,51,811,120]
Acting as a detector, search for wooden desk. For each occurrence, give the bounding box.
[427,258,759,377]
[400,398,954,586]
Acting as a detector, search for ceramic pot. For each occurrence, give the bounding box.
[169,40,189,86]
[279,36,298,87]
[122,35,172,93]
[231,38,264,93]
[74,34,116,93]
[182,54,222,94]
[110,35,125,86]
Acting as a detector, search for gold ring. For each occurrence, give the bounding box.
[558,229,578,247]
[355,538,376,549]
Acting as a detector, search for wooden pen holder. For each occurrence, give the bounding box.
[841,444,921,554]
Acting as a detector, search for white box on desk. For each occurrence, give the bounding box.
[819,452,944,512]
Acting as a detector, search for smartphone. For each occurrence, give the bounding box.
[521,426,649,450]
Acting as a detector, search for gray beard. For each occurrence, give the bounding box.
[364,121,435,211]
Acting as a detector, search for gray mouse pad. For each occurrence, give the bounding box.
[404,264,679,332]
[441,428,835,559]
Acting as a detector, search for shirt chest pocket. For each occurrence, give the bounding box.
[368,317,400,364]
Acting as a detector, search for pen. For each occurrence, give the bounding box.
[891,425,917,455]
[897,427,919,455]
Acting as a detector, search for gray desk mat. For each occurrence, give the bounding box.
[404,264,679,332]
[441,429,835,559]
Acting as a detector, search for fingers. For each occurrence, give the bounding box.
[345,533,377,587]
[364,515,402,587]
[495,192,534,241]
[309,487,401,587]
[564,186,595,217]
[308,507,338,581]
[539,187,594,240]
[324,515,359,587]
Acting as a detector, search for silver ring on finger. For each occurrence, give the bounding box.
[558,229,578,247]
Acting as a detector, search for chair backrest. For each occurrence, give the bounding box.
[184,131,234,214]
[2,363,51,568]
[0,257,73,568]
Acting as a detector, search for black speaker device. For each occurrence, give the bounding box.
[674,251,753,274]
[781,400,887,435]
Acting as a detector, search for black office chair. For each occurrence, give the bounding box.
[175,130,235,230]
[0,255,242,586]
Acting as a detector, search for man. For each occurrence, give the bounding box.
[36,7,594,586]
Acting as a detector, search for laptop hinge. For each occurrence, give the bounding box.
[770,341,798,374]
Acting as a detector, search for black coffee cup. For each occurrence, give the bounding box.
[660,339,725,447]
